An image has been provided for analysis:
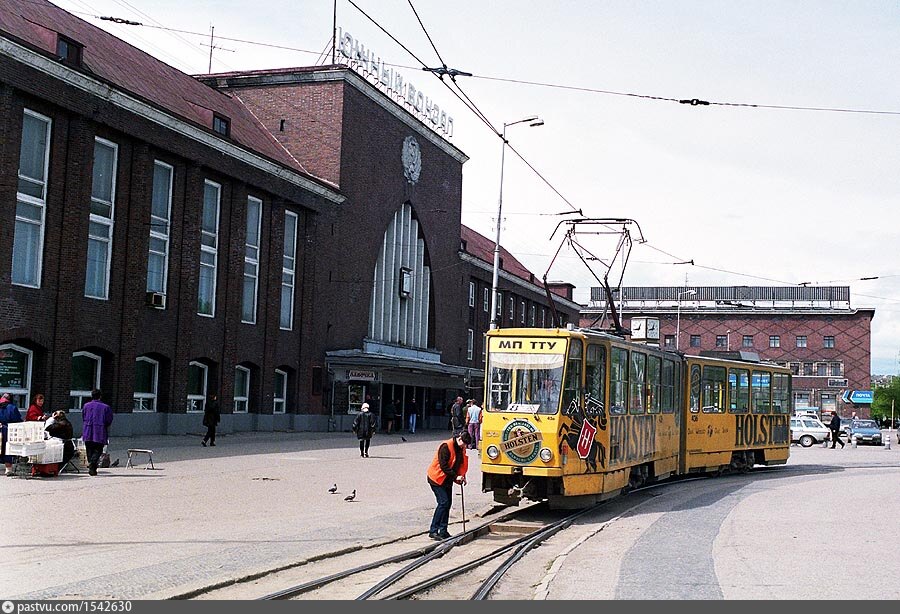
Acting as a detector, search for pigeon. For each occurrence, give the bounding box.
[401,436,407,442]
[110,459,120,467]
[328,484,338,494]
[344,489,356,502]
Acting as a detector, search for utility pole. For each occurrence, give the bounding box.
[331,0,337,64]
[208,26,214,73]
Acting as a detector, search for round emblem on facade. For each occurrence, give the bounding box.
[501,419,542,464]
[402,135,421,184]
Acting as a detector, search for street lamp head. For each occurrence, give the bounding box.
[529,119,545,127]
[505,116,543,130]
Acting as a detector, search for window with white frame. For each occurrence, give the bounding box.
[508,296,514,321]
[13,110,51,288]
[495,291,503,319]
[0,344,33,409]
[824,335,835,349]
[530,305,536,327]
[186,361,207,412]
[468,281,475,307]
[234,366,250,413]
[147,161,173,295]
[274,369,287,414]
[280,211,298,330]
[467,328,474,360]
[198,180,220,316]
[769,335,780,348]
[483,287,489,312]
[85,138,117,299]
[70,351,100,410]
[796,335,807,348]
[242,196,262,323]
[520,300,526,324]
[133,357,158,412]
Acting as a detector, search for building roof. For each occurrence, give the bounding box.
[0,0,322,181]
[461,224,535,284]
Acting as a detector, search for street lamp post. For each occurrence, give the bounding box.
[675,289,696,351]
[489,116,544,329]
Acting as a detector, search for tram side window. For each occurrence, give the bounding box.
[728,368,750,414]
[773,372,791,414]
[690,365,701,413]
[610,347,628,415]
[661,358,676,413]
[646,355,661,414]
[585,345,606,415]
[561,338,583,415]
[629,351,646,415]
[752,370,772,414]
[701,365,727,413]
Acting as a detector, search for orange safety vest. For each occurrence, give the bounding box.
[427,437,468,486]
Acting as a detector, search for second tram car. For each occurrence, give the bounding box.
[480,327,792,508]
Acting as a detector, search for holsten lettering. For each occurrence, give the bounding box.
[501,432,542,452]
[734,414,789,446]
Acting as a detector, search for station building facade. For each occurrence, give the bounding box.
[580,286,874,418]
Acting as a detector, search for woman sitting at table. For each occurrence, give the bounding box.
[45,410,75,466]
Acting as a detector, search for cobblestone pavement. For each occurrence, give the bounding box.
[3,429,493,600]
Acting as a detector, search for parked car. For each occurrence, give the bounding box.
[790,417,831,447]
[840,418,853,436]
[846,420,882,445]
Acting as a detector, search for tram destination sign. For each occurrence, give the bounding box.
[337,28,454,137]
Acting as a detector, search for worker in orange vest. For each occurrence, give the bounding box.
[426,431,471,540]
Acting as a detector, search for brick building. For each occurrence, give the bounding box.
[580,286,874,418]
[0,0,345,435]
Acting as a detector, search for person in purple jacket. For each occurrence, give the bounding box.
[81,389,113,476]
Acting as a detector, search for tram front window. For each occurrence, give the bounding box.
[487,352,564,415]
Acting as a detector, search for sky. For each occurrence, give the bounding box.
[46,0,900,375]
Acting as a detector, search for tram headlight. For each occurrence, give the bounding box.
[486,445,500,460]
[539,447,553,463]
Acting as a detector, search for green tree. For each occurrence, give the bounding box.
[871,378,900,422]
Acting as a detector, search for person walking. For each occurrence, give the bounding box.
[407,397,418,434]
[201,393,220,447]
[1,393,23,476]
[426,431,472,540]
[829,412,845,449]
[352,402,376,457]
[450,396,464,435]
[465,399,483,450]
[81,389,113,476]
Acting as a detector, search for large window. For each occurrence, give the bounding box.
[728,368,750,413]
[467,329,474,360]
[234,366,249,413]
[468,282,475,307]
[186,362,207,412]
[752,371,772,414]
[133,357,158,412]
[13,110,51,288]
[769,335,780,348]
[701,365,726,413]
[585,344,606,412]
[773,373,791,413]
[242,196,262,323]
[483,288,489,312]
[70,351,101,410]
[0,344,33,409]
[147,161,173,295]
[661,358,676,413]
[198,181,220,316]
[280,211,298,330]
[85,138,117,299]
[273,369,287,414]
[610,347,628,415]
[646,355,661,414]
[629,351,647,414]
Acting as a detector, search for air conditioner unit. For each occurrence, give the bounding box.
[146,292,166,308]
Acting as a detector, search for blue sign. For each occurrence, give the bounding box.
[845,390,873,404]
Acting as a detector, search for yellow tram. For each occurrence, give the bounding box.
[479,327,792,509]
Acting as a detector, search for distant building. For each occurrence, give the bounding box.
[580,286,874,418]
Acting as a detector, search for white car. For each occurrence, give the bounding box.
[790,417,831,447]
